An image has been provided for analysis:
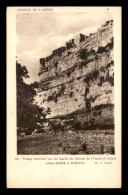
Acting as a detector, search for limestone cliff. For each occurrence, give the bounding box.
[36,20,114,130]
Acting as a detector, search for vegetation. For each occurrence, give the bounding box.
[78,49,87,60]
[94,103,113,110]
[73,121,83,130]
[17,129,114,154]
[47,95,54,102]
[16,61,50,135]
[69,92,73,98]
[106,74,114,86]
[67,70,72,77]
[81,143,87,151]
[48,120,65,134]
[97,46,107,54]
[84,87,89,98]
[54,61,58,67]
[78,58,93,69]
[47,84,66,103]
[83,70,99,84]
[86,99,91,110]
[99,76,105,86]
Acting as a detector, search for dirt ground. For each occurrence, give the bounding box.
[17,130,114,155]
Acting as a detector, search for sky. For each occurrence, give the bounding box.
[16,10,113,84]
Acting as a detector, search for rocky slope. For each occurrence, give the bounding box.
[36,20,114,130]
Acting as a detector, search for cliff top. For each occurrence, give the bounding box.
[39,20,113,64]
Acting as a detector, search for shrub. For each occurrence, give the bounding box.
[86,99,91,110]
[67,71,72,77]
[25,129,32,135]
[106,76,114,86]
[79,58,93,69]
[55,72,58,77]
[73,121,83,130]
[83,76,91,85]
[94,104,105,110]
[93,70,99,80]
[81,143,87,151]
[69,92,73,98]
[105,38,113,50]
[47,85,66,103]
[36,129,45,133]
[98,124,114,130]
[54,61,58,67]
[58,142,63,147]
[84,87,89,98]
[47,95,54,102]
[99,76,105,86]
[83,70,99,85]
[54,95,58,103]
[111,147,115,154]
[63,146,66,151]
[61,84,66,93]
[78,49,87,60]
[93,109,102,116]
[97,46,107,54]
[106,60,114,68]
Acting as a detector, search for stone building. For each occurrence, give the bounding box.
[39,33,87,68]
[74,33,86,47]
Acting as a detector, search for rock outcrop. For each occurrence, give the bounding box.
[36,20,114,130]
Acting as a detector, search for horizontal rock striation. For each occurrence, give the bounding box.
[36,20,114,129]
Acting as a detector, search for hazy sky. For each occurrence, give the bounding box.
[16,11,113,83]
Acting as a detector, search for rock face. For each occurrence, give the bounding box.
[36,20,114,130]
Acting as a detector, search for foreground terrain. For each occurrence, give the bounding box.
[17,130,114,155]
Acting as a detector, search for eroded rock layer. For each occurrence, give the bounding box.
[36,20,114,129]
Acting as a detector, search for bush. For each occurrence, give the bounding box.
[97,46,107,54]
[58,143,63,147]
[111,147,115,154]
[54,95,58,103]
[78,49,87,60]
[83,76,90,85]
[99,76,105,86]
[94,104,110,110]
[106,76,114,86]
[84,87,89,98]
[79,58,93,69]
[86,99,91,110]
[69,92,73,98]
[47,95,54,102]
[105,39,113,50]
[93,70,99,80]
[83,70,99,84]
[47,85,66,103]
[98,124,114,130]
[36,129,45,133]
[67,71,71,77]
[73,121,83,130]
[93,109,102,116]
[81,143,87,151]
[54,62,58,67]
[25,129,32,135]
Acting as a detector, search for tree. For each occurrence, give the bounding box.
[16,61,49,135]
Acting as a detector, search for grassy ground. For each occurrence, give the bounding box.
[17,130,114,155]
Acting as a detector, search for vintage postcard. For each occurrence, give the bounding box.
[7,6,121,188]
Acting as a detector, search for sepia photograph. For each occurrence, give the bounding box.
[7,7,121,188]
[16,9,115,155]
